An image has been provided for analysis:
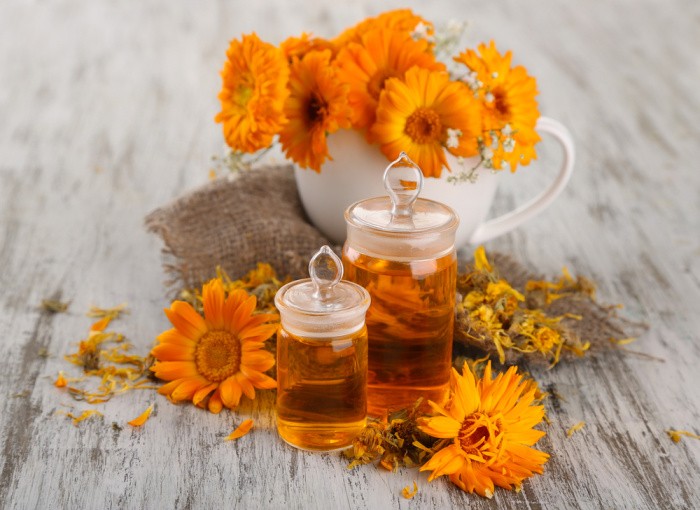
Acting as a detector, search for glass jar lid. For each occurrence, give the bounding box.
[344,152,459,259]
[274,246,370,336]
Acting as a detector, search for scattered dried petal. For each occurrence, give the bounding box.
[666,429,700,443]
[41,299,70,313]
[225,419,254,441]
[609,337,637,346]
[128,404,154,427]
[58,409,104,426]
[567,421,585,437]
[54,371,67,388]
[87,304,128,320]
[90,317,112,332]
[401,481,418,499]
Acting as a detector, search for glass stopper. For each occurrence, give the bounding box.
[309,245,343,303]
[383,151,424,218]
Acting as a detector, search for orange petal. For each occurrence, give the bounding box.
[151,361,199,381]
[128,404,154,427]
[192,382,218,406]
[224,419,254,441]
[203,279,226,329]
[157,378,184,396]
[156,328,196,347]
[242,349,275,365]
[230,295,257,334]
[239,313,279,331]
[208,390,223,414]
[54,371,67,388]
[419,416,461,439]
[222,289,248,327]
[151,342,195,362]
[171,377,209,401]
[240,324,279,342]
[219,377,243,408]
[236,373,256,400]
[240,366,277,389]
[241,341,267,352]
[90,317,112,332]
[164,302,207,340]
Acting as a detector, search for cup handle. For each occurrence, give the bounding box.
[468,116,575,245]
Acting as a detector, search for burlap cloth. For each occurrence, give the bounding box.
[146,165,326,290]
[146,166,644,363]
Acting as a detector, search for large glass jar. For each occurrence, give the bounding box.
[342,153,459,417]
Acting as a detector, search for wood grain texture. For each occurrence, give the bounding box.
[1,0,698,508]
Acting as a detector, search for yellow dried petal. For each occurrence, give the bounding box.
[87,303,128,320]
[401,481,418,499]
[225,419,254,441]
[610,337,636,346]
[128,404,154,427]
[567,421,585,437]
[666,429,700,443]
[58,409,103,426]
[473,246,492,272]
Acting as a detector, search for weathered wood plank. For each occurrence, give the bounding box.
[0,0,698,508]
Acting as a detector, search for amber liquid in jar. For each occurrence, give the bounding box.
[342,247,456,416]
[276,327,368,451]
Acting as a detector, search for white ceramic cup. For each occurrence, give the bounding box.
[294,116,574,247]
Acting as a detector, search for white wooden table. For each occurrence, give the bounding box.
[1,1,698,508]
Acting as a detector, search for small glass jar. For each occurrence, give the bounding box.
[342,153,459,417]
[275,246,371,451]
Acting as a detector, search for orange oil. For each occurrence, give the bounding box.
[276,327,368,451]
[342,246,456,416]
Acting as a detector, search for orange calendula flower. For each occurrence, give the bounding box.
[151,278,278,414]
[128,404,154,427]
[333,9,433,48]
[280,50,352,172]
[454,41,540,171]
[336,28,443,131]
[372,67,481,178]
[215,33,290,153]
[281,33,336,61]
[225,419,254,441]
[419,362,549,498]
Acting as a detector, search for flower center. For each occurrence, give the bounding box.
[458,412,502,461]
[235,86,253,108]
[195,330,241,382]
[233,73,255,111]
[368,68,399,101]
[307,92,328,125]
[492,87,510,119]
[404,107,442,144]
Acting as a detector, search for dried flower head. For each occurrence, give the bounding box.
[455,247,590,365]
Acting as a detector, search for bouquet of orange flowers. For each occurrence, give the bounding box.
[215,9,540,179]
